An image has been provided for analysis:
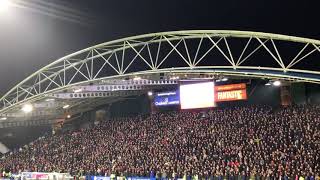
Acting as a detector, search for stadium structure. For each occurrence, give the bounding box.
[0,30,320,180]
[1,30,320,125]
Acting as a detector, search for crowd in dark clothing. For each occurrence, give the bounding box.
[0,105,320,179]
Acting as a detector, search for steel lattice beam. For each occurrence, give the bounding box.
[1,30,320,115]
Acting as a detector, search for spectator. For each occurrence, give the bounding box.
[0,105,319,179]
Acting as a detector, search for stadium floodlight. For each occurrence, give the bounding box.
[170,76,180,80]
[62,104,70,109]
[67,114,71,119]
[0,117,7,120]
[74,88,82,93]
[0,0,11,13]
[265,82,271,86]
[21,104,33,113]
[222,77,228,81]
[273,80,281,86]
[133,76,141,80]
[148,91,153,96]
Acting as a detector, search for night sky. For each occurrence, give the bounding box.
[0,0,319,95]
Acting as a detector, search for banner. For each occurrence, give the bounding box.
[21,172,49,179]
[215,83,246,92]
[127,178,155,180]
[216,89,247,102]
[89,176,154,180]
[21,172,71,180]
[91,176,110,180]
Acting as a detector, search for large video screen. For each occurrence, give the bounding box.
[179,82,215,109]
[154,91,180,106]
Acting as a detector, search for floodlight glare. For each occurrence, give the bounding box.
[63,104,70,109]
[273,80,281,86]
[74,89,82,93]
[0,0,11,13]
[0,117,7,120]
[265,82,271,86]
[22,104,33,113]
[147,91,153,96]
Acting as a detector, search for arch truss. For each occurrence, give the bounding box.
[1,30,320,114]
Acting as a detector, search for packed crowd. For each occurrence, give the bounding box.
[0,105,320,179]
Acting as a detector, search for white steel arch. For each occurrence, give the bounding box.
[1,30,320,114]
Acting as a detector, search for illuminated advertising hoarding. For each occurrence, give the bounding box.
[154,91,180,106]
[216,89,247,102]
[215,83,247,102]
[21,172,72,180]
[215,83,246,91]
[91,176,111,180]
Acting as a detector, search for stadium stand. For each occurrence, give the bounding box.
[0,126,51,150]
[0,105,320,179]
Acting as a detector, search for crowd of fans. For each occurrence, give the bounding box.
[0,105,320,179]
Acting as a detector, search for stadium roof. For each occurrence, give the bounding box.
[0,30,320,127]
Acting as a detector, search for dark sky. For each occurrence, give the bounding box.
[0,0,319,95]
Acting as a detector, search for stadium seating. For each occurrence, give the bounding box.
[0,105,320,179]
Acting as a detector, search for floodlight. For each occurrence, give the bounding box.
[74,89,82,93]
[63,104,70,109]
[22,104,33,113]
[0,0,11,13]
[222,77,228,81]
[273,80,281,86]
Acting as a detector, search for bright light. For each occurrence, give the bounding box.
[45,98,55,102]
[170,76,179,80]
[74,89,82,93]
[265,82,271,86]
[67,115,71,119]
[0,117,7,120]
[222,77,228,81]
[148,91,153,96]
[0,0,11,13]
[273,80,281,86]
[22,104,33,113]
[133,76,141,80]
[63,104,70,109]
